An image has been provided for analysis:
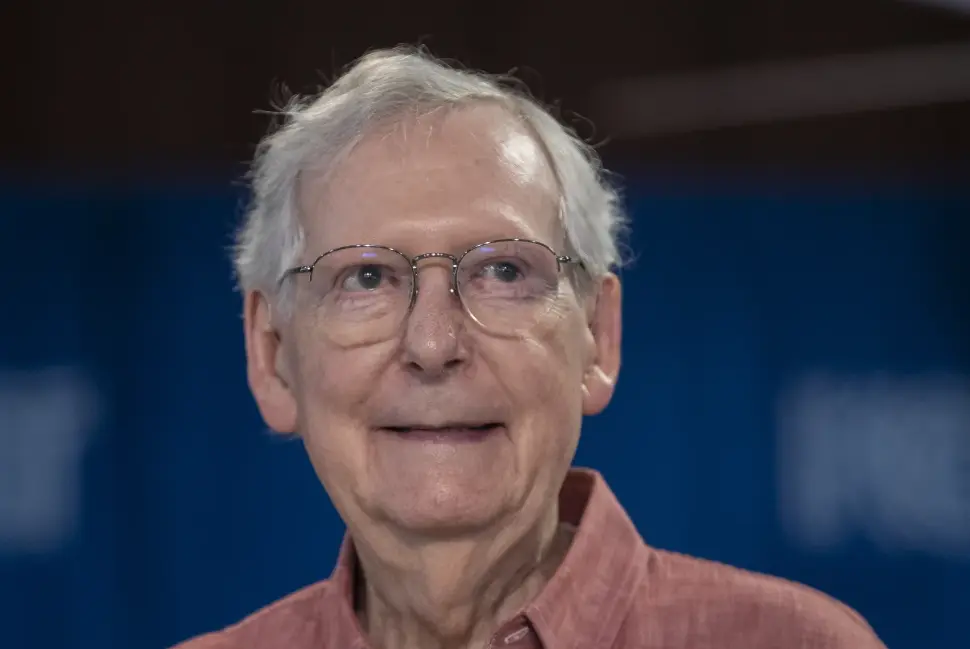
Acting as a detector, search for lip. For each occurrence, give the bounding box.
[378,423,505,442]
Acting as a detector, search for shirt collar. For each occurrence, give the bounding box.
[524,469,647,649]
[327,537,370,649]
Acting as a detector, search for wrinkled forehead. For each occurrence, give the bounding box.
[297,103,563,251]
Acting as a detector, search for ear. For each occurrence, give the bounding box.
[582,273,622,416]
[243,290,298,434]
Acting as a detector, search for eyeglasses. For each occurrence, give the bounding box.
[279,238,584,345]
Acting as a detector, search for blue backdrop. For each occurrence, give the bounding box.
[1,174,968,649]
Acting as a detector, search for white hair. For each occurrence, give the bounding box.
[233,46,627,310]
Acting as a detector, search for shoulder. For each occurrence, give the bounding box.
[169,579,336,649]
[624,548,886,648]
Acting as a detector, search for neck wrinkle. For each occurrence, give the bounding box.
[355,506,571,649]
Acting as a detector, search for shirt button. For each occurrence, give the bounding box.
[501,626,531,645]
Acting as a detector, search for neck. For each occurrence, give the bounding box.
[352,507,572,649]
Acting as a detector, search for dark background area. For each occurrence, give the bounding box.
[3,0,969,171]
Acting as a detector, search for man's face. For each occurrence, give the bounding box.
[245,104,621,539]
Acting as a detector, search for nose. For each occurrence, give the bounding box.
[400,261,467,378]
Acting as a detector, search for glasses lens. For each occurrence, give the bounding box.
[301,246,413,345]
[457,240,564,334]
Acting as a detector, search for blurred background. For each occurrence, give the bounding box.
[1,1,969,648]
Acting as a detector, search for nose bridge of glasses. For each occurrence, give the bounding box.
[410,251,459,265]
[410,252,460,294]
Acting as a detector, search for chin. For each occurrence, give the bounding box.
[372,480,513,536]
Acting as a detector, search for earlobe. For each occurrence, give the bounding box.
[581,274,622,416]
[243,291,299,434]
[582,366,615,415]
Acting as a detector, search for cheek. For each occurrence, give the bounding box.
[293,323,388,398]
[518,336,583,402]
[516,336,585,484]
[484,334,574,403]
[485,315,589,455]
[290,334,400,511]
[528,308,592,384]
[289,329,394,446]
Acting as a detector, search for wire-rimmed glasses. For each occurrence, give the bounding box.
[279,238,583,346]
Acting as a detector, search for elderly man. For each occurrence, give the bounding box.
[175,48,886,649]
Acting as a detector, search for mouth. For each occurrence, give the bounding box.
[380,422,505,441]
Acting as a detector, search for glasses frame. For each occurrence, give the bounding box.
[279,238,585,331]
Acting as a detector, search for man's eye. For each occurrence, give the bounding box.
[481,261,523,283]
[340,265,385,291]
